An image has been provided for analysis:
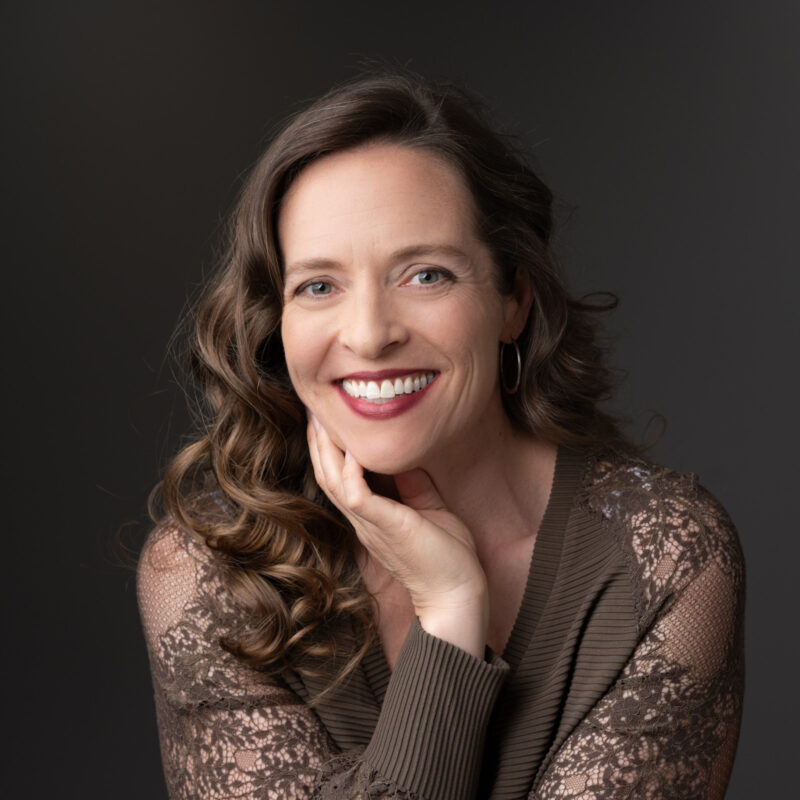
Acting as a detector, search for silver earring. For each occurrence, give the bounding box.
[500,339,522,394]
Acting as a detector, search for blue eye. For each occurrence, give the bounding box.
[409,269,449,286]
[299,280,333,296]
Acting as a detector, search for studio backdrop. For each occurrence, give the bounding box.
[2,1,796,797]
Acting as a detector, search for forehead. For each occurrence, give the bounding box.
[278,144,480,262]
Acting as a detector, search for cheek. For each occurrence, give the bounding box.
[435,303,503,371]
[280,314,319,395]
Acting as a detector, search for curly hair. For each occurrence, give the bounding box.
[151,71,627,693]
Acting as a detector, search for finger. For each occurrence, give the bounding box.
[339,451,379,517]
[313,421,347,491]
[308,421,420,539]
[306,416,347,517]
[394,469,446,512]
[312,422,380,527]
[306,415,326,488]
[306,413,344,486]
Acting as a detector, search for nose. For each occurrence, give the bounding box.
[338,284,408,359]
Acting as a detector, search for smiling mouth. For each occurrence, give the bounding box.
[340,372,437,404]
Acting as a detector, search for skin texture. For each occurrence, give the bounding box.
[279,144,555,661]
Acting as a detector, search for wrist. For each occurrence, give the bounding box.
[416,589,489,660]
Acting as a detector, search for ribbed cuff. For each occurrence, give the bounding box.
[362,617,509,800]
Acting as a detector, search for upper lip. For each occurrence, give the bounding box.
[335,368,438,382]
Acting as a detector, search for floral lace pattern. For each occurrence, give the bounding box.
[533,455,745,799]
[138,451,744,799]
[138,529,334,799]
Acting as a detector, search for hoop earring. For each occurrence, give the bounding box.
[500,339,522,395]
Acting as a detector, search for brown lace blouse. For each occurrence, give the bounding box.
[138,447,745,799]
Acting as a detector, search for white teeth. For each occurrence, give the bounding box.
[340,372,436,402]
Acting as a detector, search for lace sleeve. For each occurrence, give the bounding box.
[137,525,339,798]
[138,525,508,800]
[534,474,745,799]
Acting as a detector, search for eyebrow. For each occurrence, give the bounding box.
[283,243,471,278]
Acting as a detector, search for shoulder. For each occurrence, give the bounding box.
[137,522,217,641]
[579,449,744,624]
[136,521,233,669]
[137,485,240,642]
[137,520,288,705]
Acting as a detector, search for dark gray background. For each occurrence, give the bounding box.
[3,1,796,796]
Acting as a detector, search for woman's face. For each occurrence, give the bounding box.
[279,144,526,475]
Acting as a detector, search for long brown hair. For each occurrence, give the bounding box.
[151,71,626,690]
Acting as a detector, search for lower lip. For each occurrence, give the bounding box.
[335,378,437,419]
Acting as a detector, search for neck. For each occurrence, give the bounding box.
[415,401,557,558]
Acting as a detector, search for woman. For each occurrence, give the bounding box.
[138,73,744,799]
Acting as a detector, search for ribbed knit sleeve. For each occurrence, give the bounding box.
[361,617,509,799]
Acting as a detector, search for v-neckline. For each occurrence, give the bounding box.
[361,444,586,704]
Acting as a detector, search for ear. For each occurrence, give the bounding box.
[500,269,534,343]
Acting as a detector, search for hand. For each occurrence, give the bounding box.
[307,415,489,658]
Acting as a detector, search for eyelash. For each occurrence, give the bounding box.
[293,267,455,298]
[404,268,455,286]
[295,280,334,297]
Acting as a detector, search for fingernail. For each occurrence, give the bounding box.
[310,413,320,432]
[344,451,353,464]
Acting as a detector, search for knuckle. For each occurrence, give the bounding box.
[346,487,366,514]
[396,505,419,535]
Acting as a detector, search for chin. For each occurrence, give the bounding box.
[347,442,426,476]
[323,419,435,475]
